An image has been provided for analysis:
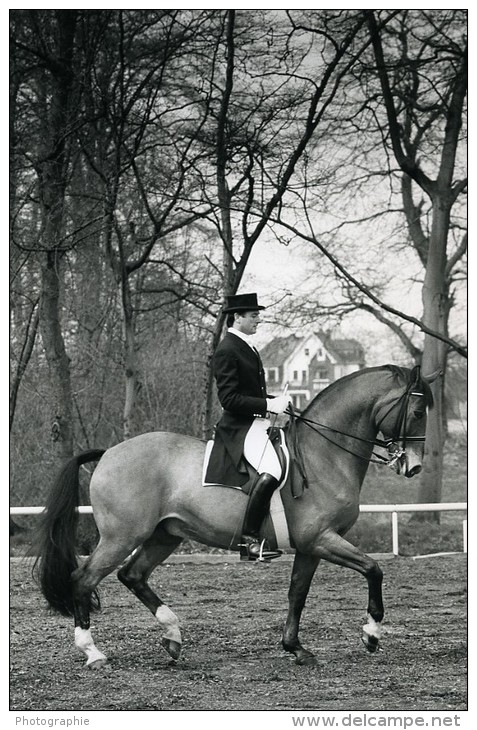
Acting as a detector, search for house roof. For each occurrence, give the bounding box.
[261,332,365,366]
[320,333,366,364]
[260,334,304,366]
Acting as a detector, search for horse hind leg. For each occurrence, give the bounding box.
[72,538,136,669]
[118,527,183,661]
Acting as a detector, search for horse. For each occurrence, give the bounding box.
[33,364,435,669]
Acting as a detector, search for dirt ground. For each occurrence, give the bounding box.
[10,553,467,712]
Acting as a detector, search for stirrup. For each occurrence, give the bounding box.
[239,537,282,563]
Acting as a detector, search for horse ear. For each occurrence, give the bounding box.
[422,368,442,384]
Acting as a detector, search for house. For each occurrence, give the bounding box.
[260,331,366,410]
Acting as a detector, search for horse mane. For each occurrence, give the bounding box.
[299,364,433,418]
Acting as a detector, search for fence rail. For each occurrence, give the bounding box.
[10,502,467,557]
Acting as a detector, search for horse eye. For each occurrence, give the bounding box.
[414,410,425,419]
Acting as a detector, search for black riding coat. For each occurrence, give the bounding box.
[205,332,271,486]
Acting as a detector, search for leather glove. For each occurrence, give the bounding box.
[266,395,292,415]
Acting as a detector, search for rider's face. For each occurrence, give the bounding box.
[234,311,260,336]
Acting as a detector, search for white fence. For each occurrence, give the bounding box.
[10,502,467,557]
[359,502,467,556]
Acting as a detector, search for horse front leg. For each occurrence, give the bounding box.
[361,559,384,653]
[315,529,384,653]
[282,551,321,666]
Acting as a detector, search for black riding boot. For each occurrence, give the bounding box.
[240,473,283,562]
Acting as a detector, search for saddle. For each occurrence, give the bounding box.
[202,426,289,495]
[202,426,300,553]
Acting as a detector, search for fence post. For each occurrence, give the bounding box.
[392,511,399,556]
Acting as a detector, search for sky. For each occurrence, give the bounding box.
[240,229,466,368]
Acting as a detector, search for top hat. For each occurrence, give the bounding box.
[222,292,265,313]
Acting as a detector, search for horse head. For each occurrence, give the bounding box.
[375,365,435,478]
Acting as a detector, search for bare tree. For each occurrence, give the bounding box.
[364,10,466,515]
[192,9,375,435]
[11,10,82,463]
[76,10,219,438]
[264,10,467,515]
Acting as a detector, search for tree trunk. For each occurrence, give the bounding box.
[201,9,236,439]
[121,275,138,440]
[39,252,74,461]
[9,300,40,431]
[35,11,78,464]
[202,316,226,439]
[416,199,451,522]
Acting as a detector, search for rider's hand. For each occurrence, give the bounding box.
[266,395,292,415]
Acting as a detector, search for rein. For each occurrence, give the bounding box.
[286,408,392,465]
[285,373,427,496]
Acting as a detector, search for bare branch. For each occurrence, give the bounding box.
[273,215,467,358]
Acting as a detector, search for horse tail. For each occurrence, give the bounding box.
[32,449,105,617]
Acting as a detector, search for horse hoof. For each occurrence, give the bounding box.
[86,658,108,670]
[162,638,182,660]
[295,654,318,667]
[361,632,379,653]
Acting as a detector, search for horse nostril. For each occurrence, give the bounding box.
[406,465,422,478]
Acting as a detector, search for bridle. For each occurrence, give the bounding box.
[285,371,428,486]
[372,373,427,465]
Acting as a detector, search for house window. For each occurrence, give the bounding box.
[293,370,298,381]
[292,394,301,409]
[266,367,279,383]
[305,348,309,356]
[302,370,307,382]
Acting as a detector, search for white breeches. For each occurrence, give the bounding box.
[243,418,282,480]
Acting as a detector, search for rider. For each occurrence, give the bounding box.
[213,292,291,561]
